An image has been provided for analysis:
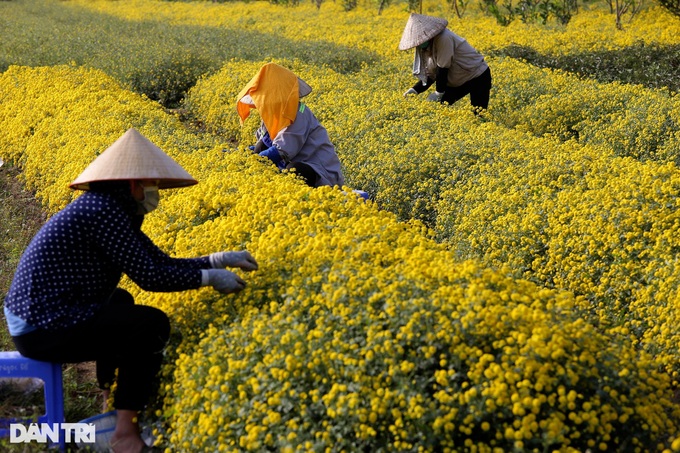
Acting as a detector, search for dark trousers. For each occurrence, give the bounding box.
[287,162,320,188]
[12,289,170,411]
[442,67,492,111]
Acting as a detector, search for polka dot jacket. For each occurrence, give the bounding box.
[4,189,210,331]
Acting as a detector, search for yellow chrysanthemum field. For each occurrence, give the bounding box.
[2,0,680,450]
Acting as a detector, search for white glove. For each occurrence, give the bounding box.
[202,269,246,294]
[209,251,258,271]
[403,87,418,97]
[426,91,444,102]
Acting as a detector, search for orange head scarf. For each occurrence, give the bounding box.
[237,63,301,139]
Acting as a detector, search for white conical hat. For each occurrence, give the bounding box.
[70,128,198,190]
[398,13,448,50]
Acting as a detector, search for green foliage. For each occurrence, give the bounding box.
[377,0,392,14]
[493,41,680,92]
[603,0,645,30]
[658,0,680,15]
[450,0,470,18]
[128,51,218,109]
[342,0,358,11]
[480,0,578,25]
[407,0,422,12]
[551,0,578,24]
[480,0,515,25]
[269,0,300,5]
[0,0,378,108]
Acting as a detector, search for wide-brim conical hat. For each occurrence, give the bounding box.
[398,14,448,50]
[70,128,198,190]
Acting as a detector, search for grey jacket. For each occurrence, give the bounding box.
[414,29,488,87]
[270,104,345,187]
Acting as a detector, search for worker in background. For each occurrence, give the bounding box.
[400,13,492,112]
[237,63,345,188]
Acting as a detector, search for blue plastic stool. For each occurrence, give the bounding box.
[0,351,65,451]
[352,189,371,200]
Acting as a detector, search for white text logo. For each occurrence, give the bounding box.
[10,423,95,443]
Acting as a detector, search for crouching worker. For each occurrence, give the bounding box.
[3,128,258,453]
[237,63,345,188]
[399,13,492,112]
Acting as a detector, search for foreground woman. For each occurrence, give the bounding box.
[3,128,258,453]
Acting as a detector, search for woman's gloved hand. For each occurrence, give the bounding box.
[426,91,444,102]
[259,146,286,170]
[210,251,258,271]
[251,139,266,153]
[203,269,246,294]
[403,87,418,97]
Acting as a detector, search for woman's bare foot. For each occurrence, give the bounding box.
[109,434,146,453]
[109,409,146,453]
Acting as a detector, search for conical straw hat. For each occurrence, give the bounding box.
[398,13,448,50]
[70,128,198,190]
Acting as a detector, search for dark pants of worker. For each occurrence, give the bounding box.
[12,288,170,411]
[442,67,492,111]
[287,162,320,188]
